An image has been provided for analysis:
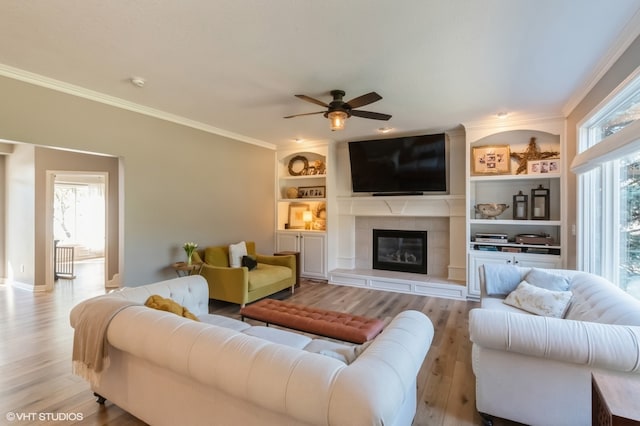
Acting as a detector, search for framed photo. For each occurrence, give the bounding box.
[472,145,511,175]
[288,203,309,229]
[298,185,326,198]
[527,159,560,175]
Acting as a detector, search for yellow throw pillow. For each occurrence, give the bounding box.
[144,295,200,321]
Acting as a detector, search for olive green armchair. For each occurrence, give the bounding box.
[193,241,296,308]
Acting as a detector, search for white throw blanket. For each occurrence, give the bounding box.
[72,297,140,386]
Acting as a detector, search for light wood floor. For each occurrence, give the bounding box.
[0,262,519,425]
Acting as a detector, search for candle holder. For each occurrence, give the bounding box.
[531,185,550,220]
[513,190,528,220]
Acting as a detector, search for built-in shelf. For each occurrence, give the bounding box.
[469,219,562,226]
[276,148,329,279]
[470,173,561,182]
[471,242,561,249]
[279,175,326,181]
[465,125,566,300]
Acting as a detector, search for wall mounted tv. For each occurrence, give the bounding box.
[348,133,447,195]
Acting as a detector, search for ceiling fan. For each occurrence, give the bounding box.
[284,90,391,131]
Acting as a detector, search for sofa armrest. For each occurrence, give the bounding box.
[199,264,249,301]
[469,308,640,373]
[330,310,434,424]
[256,253,295,271]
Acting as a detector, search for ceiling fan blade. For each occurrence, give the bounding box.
[283,111,326,119]
[345,92,382,109]
[351,110,392,121]
[295,94,329,108]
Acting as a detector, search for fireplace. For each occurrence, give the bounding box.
[372,229,427,274]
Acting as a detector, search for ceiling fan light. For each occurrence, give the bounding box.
[328,111,348,131]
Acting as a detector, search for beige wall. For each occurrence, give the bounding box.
[5,144,35,284]
[0,75,276,287]
[565,34,640,268]
[0,155,5,278]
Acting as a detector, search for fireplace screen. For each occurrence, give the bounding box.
[372,229,427,274]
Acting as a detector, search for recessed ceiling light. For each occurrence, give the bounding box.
[294,138,304,144]
[377,127,393,134]
[496,112,509,119]
[130,77,146,88]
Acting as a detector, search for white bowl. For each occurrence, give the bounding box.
[475,203,509,219]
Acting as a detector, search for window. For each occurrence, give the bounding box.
[588,82,640,141]
[573,68,640,299]
[619,151,640,298]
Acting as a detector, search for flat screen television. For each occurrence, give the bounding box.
[348,133,447,194]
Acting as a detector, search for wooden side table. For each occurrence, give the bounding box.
[171,262,202,277]
[274,251,300,288]
[592,371,640,425]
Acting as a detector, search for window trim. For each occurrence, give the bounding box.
[578,65,640,142]
[571,119,640,174]
[575,65,640,288]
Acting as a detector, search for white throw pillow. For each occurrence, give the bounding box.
[524,268,570,291]
[503,280,572,318]
[228,241,247,268]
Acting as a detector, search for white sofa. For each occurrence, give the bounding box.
[469,265,640,426]
[70,275,434,426]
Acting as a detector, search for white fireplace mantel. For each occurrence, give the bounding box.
[330,194,468,300]
[336,194,465,217]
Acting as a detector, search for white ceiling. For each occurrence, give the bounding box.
[1,1,640,149]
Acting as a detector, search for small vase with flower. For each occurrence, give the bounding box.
[183,242,198,266]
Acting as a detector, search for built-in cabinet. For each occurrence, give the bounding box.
[276,231,326,278]
[465,121,566,299]
[467,251,562,295]
[275,146,329,279]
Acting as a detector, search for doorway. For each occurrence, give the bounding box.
[46,172,108,288]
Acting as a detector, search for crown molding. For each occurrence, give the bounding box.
[0,64,276,150]
[463,113,565,132]
[562,9,640,117]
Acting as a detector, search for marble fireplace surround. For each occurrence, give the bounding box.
[329,195,467,300]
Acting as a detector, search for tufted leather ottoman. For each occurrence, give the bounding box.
[240,299,385,344]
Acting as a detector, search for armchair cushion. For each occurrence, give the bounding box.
[205,246,230,267]
[248,263,292,291]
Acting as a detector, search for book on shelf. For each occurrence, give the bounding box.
[476,245,499,251]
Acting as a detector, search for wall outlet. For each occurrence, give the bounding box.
[20,264,25,273]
